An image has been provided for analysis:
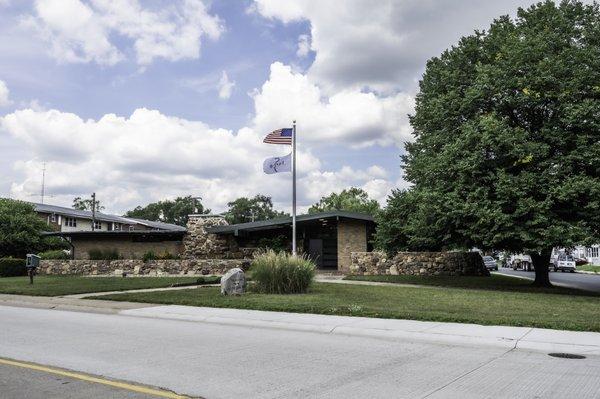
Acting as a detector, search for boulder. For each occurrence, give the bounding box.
[220,268,245,295]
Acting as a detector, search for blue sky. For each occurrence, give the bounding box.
[0,0,560,214]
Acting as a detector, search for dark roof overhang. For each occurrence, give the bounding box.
[207,211,375,235]
[42,230,186,240]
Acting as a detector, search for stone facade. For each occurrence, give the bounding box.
[182,215,240,259]
[337,220,368,272]
[39,259,251,276]
[350,251,490,277]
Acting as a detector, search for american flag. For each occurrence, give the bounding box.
[263,128,293,145]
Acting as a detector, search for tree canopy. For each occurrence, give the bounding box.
[125,196,210,226]
[72,196,104,212]
[308,187,380,215]
[225,195,288,224]
[376,0,600,286]
[0,199,52,258]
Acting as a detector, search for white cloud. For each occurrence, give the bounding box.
[23,0,224,66]
[296,34,311,58]
[217,71,235,100]
[1,107,391,213]
[252,62,413,148]
[0,80,12,107]
[252,0,561,93]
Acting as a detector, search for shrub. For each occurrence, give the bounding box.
[0,258,26,277]
[142,251,156,262]
[250,250,315,294]
[38,249,70,260]
[88,248,120,260]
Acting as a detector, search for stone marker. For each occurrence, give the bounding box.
[221,268,245,295]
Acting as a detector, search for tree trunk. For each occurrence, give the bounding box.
[530,250,552,287]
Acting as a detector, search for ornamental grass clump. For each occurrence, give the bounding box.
[250,250,315,294]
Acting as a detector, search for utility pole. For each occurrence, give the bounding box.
[91,192,96,231]
[41,162,46,204]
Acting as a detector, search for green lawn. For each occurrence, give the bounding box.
[344,274,598,296]
[0,276,206,296]
[95,281,600,332]
[578,265,600,273]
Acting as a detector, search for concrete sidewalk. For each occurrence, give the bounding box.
[120,305,600,355]
[2,293,599,356]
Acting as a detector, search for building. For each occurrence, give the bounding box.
[39,203,376,270]
[33,202,179,232]
[35,202,186,260]
[206,211,376,271]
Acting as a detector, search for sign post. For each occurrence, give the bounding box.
[292,120,297,256]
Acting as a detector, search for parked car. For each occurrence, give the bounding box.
[553,253,576,273]
[509,254,534,271]
[482,255,498,271]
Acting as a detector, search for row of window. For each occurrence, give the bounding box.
[60,217,136,231]
[588,247,599,258]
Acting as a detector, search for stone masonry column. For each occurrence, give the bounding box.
[182,215,231,259]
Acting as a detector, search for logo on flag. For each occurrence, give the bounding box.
[263,153,292,174]
[263,128,292,145]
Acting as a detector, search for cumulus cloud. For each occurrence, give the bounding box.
[0,80,12,107]
[252,0,560,93]
[217,71,235,100]
[23,0,224,66]
[0,107,392,213]
[252,62,413,148]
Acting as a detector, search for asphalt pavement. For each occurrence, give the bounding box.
[496,268,600,292]
[1,304,599,399]
[0,362,157,399]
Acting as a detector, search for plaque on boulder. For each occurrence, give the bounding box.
[220,268,245,295]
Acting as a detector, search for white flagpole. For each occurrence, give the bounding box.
[292,120,297,256]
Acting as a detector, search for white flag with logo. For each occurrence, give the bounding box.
[263,153,291,174]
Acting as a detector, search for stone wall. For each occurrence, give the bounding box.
[337,220,367,272]
[350,251,489,277]
[39,259,251,276]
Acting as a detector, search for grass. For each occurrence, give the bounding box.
[95,281,600,332]
[578,265,600,273]
[343,274,598,296]
[0,276,205,296]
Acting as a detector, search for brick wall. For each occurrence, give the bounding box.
[337,220,367,272]
[72,237,183,260]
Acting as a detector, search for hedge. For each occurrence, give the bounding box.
[0,258,26,277]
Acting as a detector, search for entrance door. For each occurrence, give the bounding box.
[308,239,323,268]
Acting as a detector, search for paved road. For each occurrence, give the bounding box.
[1,305,599,399]
[0,363,156,399]
[496,268,600,292]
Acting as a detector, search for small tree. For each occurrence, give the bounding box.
[0,199,49,258]
[308,187,380,215]
[378,1,600,287]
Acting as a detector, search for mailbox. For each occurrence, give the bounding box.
[26,254,40,269]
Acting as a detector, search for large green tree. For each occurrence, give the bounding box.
[308,187,380,215]
[125,196,210,226]
[225,195,287,224]
[0,199,49,258]
[377,1,600,287]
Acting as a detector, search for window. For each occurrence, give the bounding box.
[590,247,599,258]
[49,214,57,223]
[64,217,77,227]
[113,223,121,231]
[92,221,102,230]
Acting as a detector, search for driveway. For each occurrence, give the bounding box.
[496,268,600,293]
